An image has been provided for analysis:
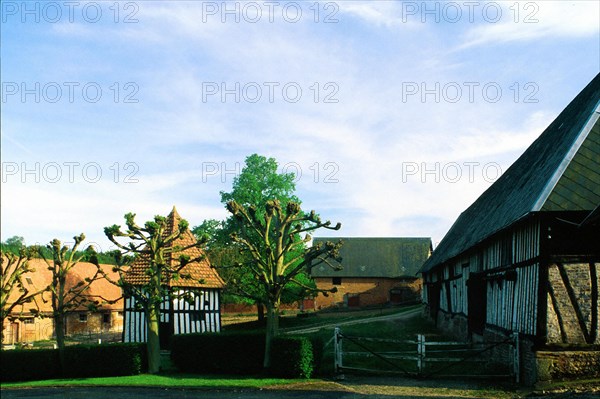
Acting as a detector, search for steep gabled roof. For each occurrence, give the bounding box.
[7,259,123,314]
[124,207,225,289]
[421,73,600,273]
[311,237,432,278]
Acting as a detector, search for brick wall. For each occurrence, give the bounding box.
[314,277,421,309]
[546,262,599,345]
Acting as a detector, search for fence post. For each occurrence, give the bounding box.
[513,332,520,383]
[334,327,343,375]
[417,334,425,375]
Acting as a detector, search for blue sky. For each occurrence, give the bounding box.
[1,0,599,252]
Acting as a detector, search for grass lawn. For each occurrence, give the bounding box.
[1,373,298,389]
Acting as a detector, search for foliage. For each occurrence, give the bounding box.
[104,210,207,374]
[270,336,315,378]
[193,154,315,310]
[170,332,321,378]
[0,236,25,255]
[226,198,342,368]
[0,343,146,382]
[61,343,147,378]
[0,248,46,342]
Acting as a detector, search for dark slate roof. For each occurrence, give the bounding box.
[311,237,432,278]
[420,73,600,273]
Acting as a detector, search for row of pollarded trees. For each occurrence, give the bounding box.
[2,153,344,374]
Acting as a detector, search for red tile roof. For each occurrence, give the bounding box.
[123,207,225,289]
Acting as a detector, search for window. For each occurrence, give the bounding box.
[23,318,34,325]
[103,313,110,324]
[332,277,342,285]
[79,313,88,322]
[25,277,33,285]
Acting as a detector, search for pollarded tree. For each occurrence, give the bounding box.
[226,199,343,368]
[0,248,45,342]
[39,235,107,352]
[104,211,208,374]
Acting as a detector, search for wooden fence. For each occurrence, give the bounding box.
[333,327,520,382]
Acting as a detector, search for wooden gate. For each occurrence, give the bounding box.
[334,327,519,382]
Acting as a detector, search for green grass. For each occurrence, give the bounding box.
[1,374,297,389]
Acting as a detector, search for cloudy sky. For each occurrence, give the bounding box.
[1,0,599,251]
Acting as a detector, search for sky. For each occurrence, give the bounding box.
[1,0,599,252]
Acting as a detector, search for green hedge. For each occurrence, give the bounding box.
[0,343,147,382]
[171,332,323,378]
[0,348,59,382]
[62,343,147,378]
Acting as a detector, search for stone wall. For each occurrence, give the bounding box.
[536,350,600,381]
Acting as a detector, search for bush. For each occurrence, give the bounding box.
[270,336,314,378]
[171,332,265,375]
[0,343,147,382]
[171,332,324,378]
[1,349,59,382]
[62,343,147,378]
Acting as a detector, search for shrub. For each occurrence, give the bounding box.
[0,343,146,382]
[171,332,324,378]
[270,336,314,378]
[62,343,147,378]
[1,349,59,382]
[171,332,264,375]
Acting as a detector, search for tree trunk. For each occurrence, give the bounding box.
[0,316,6,343]
[55,315,66,375]
[147,305,161,374]
[257,302,265,323]
[263,300,280,370]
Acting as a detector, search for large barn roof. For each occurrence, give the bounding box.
[311,237,432,278]
[420,73,600,274]
[124,207,225,289]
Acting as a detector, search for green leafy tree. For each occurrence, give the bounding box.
[1,236,25,255]
[0,248,45,342]
[227,199,342,368]
[104,212,206,374]
[194,154,315,319]
[38,235,107,367]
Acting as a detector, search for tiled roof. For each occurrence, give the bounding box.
[420,73,600,273]
[311,237,432,278]
[6,258,123,314]
[123,207,225,289]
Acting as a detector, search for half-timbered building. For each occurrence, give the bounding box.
[420,73,600,383]
[122,207,225,348]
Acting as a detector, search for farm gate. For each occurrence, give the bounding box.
[333,327,520,382]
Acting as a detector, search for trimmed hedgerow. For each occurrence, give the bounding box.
[1,348,60,382]
[171,332,324,378]
[270,336,314,378]
[62,343,147,378]
[0,343,147,382]
[171,332,265,375]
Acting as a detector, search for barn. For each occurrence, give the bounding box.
[122,207,225,348]
[312,237,432,309]
[419,73,600,384]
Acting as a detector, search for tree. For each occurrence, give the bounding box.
[0,248,45,342]
[195,154,312,319]
[1,236,25,255]
[226,199,343,368]
[104,211,207,374]
[38,235,106,352]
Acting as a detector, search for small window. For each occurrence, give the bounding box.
[332,277,342,285]
[79,313,88,322]
[25,277,33,285]
[23,318,34,325]
[103,313,110,324]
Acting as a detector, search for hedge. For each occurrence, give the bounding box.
[171,332,323,378]
[1,343,147,382]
